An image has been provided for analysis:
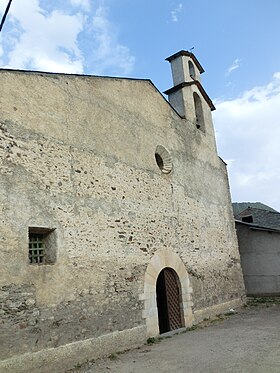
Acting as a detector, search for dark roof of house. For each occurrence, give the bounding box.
[235,207,280,230]
[232,202,277,216]
[235,220,280,233]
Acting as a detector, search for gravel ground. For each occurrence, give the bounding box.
[68,303,280,373]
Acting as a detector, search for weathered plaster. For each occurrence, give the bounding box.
[0,61,245,371]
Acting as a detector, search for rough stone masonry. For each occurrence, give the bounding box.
[0,51,245,373]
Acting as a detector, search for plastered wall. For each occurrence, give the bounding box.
[0,70,245,371]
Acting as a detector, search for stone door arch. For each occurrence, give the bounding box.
[140,249,194,337]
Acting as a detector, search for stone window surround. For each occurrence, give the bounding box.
[155,145,173,174]
[28,226,57,265]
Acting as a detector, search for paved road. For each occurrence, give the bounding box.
[70,304,280,373]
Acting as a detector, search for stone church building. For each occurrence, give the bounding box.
[0,51,245,372]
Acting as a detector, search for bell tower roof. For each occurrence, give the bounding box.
[166,50,204,74]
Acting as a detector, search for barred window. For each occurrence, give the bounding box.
[29,233,45,264]
[28,227,56,265]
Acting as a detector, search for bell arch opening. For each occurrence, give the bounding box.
[188,60,196,79]
[193,92,205,132]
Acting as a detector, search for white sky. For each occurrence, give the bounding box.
[214,73,280,210]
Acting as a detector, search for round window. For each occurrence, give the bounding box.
[155,145,173,174]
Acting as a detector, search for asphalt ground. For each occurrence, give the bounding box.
[69,302,280,373]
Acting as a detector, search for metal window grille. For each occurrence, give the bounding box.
[29,233,45,264]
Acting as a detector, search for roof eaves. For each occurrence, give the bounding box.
[235,219,280,233]
[0,67,151,83]
[164,80,215,111]
[250,226,280,233]
[165,50,205,73]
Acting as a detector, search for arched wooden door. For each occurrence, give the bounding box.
[156,267,184,334]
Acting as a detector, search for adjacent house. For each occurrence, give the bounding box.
[234,203,280,296]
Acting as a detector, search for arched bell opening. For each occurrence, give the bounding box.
[193,92,205,132]
[188,60,196,79]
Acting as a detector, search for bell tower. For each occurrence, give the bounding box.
[164,51,215,133]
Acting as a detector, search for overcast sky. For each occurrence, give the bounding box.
[0,0,279,211]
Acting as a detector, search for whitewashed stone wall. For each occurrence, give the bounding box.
[0,70,245,372]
